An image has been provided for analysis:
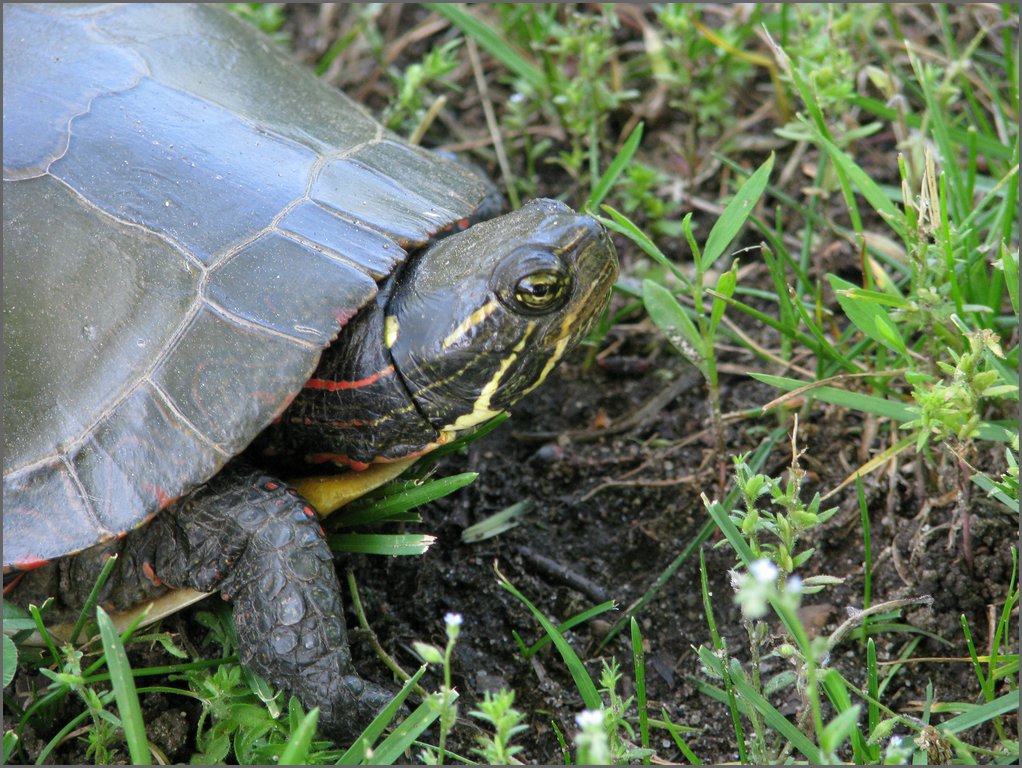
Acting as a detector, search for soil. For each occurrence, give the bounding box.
[5,4,1017,765]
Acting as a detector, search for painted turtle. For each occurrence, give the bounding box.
[3,3,617,737]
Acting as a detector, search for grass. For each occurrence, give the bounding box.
[5,3,1018,765]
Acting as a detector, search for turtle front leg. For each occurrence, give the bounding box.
[105,462,393,739]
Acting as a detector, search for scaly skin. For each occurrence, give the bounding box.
[63,462,391,739]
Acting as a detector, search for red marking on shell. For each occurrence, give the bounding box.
[305,365,395,391]
[265,481,279,490]
[334,307,359,326]
[303,506,315,518]
[13,556,50,572]
[143,483,179,510]
[456,218,471,230]
[141,560,162,587]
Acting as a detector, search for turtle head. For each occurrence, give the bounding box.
[386,198,618,441]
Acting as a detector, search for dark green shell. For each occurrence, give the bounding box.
[2,3,490,567]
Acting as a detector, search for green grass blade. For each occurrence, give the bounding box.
[699,550,747,763]
[700,153,774,271]
[69,552,119,646]
[365,691,455,765]
[656,707,702,764]
[496,565,601,709]
[828,275,909,357]
[96,606,150,765]
[642,279,706,370]
[849,95,1015,162]
[462,499,532,543]
[704,498,755,567]
[426,4,545,91]
[327,533,435,556]
[336,473,478,527]
[588,122,643,210]
[723,658,823,763]
[630,617,650,763]
[867,638,880,762]
[278,707,318,765]
[998,241,1019,316]
[338,665,428,764]
[752,372,1016,442]
[821,669,868,761]
[3,731,19,765]
[939,690,1019,734]
[524,600,617,657]
[814,134,906,241]
[599,206,691,285]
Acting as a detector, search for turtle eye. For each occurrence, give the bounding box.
[514,270,568,310]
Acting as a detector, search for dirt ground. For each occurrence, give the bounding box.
[9,339,1017,763]
[6,4,1017,764]
[357,335,1017,764]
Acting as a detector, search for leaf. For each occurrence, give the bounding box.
[589,122,643,210]
[601,206,688,284]
[338,665,428,764]
[425,4,545,91]
[753,372,1016,443]
[96,606,150,765]
[496,564,601,709]
[828,275,908,356]
[700,154,774,271]
[335,473,477,527]
[462,500,532,543]
[279,708,318,765]
[814,134,906,241]
[365,691,454,765]
[327,533,435,556]
[2,635,16,688]
[708,265,738,337]
[722,657,824,763]
[643,280,705,369]
[938,689,1019,734]
[821,705,862,755]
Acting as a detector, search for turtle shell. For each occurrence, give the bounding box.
[2,4,491,568]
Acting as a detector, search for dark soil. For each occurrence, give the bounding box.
[355,339,1017,764]
[5,4,1017,765]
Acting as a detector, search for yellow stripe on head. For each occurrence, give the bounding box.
[444,321,535,433]
[442,298,499,350]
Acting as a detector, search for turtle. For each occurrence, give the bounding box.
[2,3,618,739]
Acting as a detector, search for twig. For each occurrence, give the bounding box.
[346,569,427,699]
[514,368,703,444]
[516,546,611,604]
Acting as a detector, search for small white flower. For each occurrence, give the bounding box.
[444,612,463,628]
[749,558,779,584]
[575,709,604,729]
[786,574,803,594]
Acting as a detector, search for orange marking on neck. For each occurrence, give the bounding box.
[305,365,395,391]
[305,452,372,471]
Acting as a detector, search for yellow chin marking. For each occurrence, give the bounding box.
[445,322,534,433]
[442,298,499,350]
[384,315,400,348]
